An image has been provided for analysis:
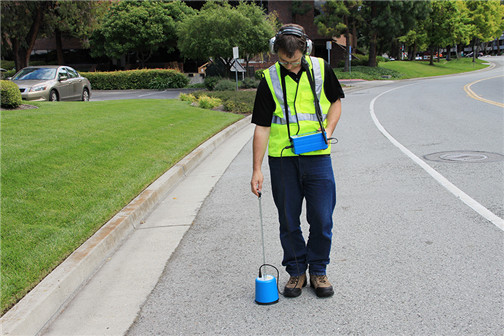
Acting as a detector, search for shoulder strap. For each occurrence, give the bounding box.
[302,58,327,144]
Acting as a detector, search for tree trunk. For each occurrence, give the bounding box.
[472,38,477,63]
[55,28,64,65]
[352,21,357,50]
[13,2,46,70]
[367,3,378,67]
[368,34,377,67]
[429,47,434,66]
[344,15,350,72]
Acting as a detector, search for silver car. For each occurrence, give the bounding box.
[11,65,91,101]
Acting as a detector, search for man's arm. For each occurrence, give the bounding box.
[324,98,342,137]
[250,125,271,197]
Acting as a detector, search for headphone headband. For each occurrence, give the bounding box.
[276,26,306,39]
[269,26,313,55]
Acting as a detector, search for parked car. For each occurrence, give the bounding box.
[465,51,484,58]
[10,65,91,101]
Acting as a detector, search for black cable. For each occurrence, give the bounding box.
[258,263,282,295]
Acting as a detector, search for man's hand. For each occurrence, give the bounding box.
[251,170,263,197]
[251,125,270,197]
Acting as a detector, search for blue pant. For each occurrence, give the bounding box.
[268,155,336,276]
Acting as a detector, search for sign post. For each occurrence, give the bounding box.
[233,46,239,91]
[348,45,352,74]
[326,41,332,65]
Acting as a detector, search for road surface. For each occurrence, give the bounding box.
[126,57,503,335]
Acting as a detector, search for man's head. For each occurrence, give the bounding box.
[271,24,311,57]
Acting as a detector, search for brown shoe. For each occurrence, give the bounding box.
[310,274,334,298]
[283,274,307,298]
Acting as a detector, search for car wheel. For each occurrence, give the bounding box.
[49,89,59,101]
[81,88,90,101]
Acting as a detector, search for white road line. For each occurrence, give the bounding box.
[138,90,166,98]
[370,85,504,231]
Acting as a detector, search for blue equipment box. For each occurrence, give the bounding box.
[290,131,328,155]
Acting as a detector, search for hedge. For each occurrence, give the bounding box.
[1,80,22,109]
[80,69,189,90]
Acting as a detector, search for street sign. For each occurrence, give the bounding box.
[326,41,332,50]
[233,47,239,91]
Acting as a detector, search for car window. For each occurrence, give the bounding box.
[13,68,57,80]
[66,67,79,78]
[58,68,68,80]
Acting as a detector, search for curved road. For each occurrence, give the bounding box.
[124,57,503,335]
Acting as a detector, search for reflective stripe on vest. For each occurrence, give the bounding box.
[270,56,325,126]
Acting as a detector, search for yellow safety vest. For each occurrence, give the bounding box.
[264,56,332,157]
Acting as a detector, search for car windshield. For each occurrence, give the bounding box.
[13,68,57,80]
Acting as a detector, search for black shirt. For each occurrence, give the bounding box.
[252,60,345,127]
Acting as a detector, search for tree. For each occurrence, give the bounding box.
[466,0,504,62]
[235,2,276,75]
[177,1,273,77]
[90,1,194,68]
[356,1,430,67]
[1,1,50,70]
[420,1,474,65]
[291,0,311,24]
[316,0,362,71]
[44,1,101,65]
[441,1,472,60]
[1,1,101,70]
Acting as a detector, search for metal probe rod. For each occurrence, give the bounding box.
[258,192,266,278]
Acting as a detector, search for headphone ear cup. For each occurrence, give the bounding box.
[269,36,276,54]
[305,39,313,55]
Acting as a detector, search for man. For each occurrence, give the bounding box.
[250,24,344,298]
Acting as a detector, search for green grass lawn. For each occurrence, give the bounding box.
[335,57,489,80]
[0,99,242,313]
[380,57,488,78]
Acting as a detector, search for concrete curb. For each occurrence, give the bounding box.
[0,115,252,336]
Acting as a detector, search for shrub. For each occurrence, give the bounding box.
[81,69,189,90]
[255,69,265,80]
[197,95,222,109]
[241,77,259,89]
[333,66,403,80]
[223,100,249,114]
[337,54,381,68]
[193,90,255,114]
[214,79,236,91]
[1,80,22,109]
[0,69,16,80]
[204,76,221,91]
[148,77,178,90]
[179,93,197,102]
[0,60,15,70]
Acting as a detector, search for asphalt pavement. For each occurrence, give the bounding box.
[126,58,503,335]
[2,58,502,335]
[91,88,200,101]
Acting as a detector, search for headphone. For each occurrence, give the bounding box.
[269,26,313,55]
